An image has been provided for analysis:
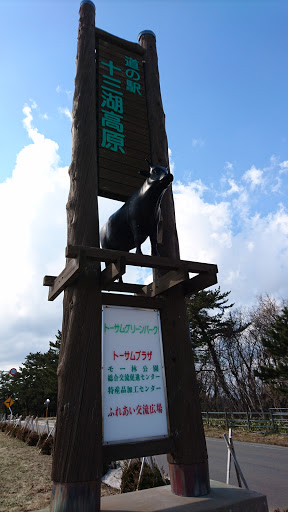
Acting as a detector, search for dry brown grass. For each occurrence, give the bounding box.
[204,425,288,447]
[0,432,119,512]
[0,431,52,511]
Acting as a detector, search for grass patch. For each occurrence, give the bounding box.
[0,431,119,511]
[0,431,52,511]
[204,425,288,447]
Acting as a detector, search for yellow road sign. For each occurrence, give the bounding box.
[4,397,14,408]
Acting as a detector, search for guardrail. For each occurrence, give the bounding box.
[2,411,288,435]
[202,410,288,433]
[0,413,55,436]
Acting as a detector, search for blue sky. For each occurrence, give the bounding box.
[1,0,288,370]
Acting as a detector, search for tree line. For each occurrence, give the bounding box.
[1,291,287,417]
[188,288,288,411]
[0,331,60,417]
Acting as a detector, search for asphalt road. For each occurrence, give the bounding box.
[156,438,288,512]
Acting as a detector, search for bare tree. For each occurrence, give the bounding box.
[188,291,288,411]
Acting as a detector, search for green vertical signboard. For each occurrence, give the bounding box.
[96,28,151,202]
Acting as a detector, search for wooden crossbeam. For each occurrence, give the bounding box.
[142,269,188,297]
[43,276,56,286]
[101,282,144,294]
[102,292,164,309]
[100,257,126,288]
[102,435,174,463]
[182,271,218,296]
[44,246,218,301]
[66,245,218,274]
[43,256,82,301]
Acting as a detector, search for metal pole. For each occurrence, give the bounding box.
[223,434,248,489]
[226,428,232,484]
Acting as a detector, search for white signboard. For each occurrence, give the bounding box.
[102,305,169,443]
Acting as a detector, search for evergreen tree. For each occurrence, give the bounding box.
[0,331,61,417]
[255,307,288,393]
[187,287,248,409]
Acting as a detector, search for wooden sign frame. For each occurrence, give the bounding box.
[44,244,218,465]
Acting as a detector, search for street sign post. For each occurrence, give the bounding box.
[44,398,50,418]
[4,397,14,408]
[0,368,17,376]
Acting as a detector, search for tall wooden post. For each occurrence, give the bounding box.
[50,1,102,510]
[138,30,180,262]
[138,31,210,497]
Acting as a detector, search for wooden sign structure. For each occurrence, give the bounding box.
[43,2,218,510]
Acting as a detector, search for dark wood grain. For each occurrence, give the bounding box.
[100,257,126,287]
[45,257,81,301]
[51,4,102,505]
[66,245,218,274]
[139,32,210,496]
[101,292,164,310]
[142,269,188,297]
[182,272,218,296]
[160,286,209,466]
[139,33,180,264]
[102,282,144,294]
[95,27,145,56]
[43,275,56,286]
[103,436,175,463]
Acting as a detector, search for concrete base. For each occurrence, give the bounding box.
[101,481,268,512]
[38,481,268,512]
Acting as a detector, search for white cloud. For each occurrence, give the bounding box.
[224,178,240,196]
[173,179,288,307]
[173,182,232,263]
[58,107,72,121]
[192,138,205,148]
[225,161,234,171]
[279,160,288,172]
[0,104,69,370]
[271,176,282,193]
[168,148,174,174]
[23,105,46,144]
[242,165,264,189]
[269,154,278,167]
[29,100,38,109]
[56,85,73,99]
